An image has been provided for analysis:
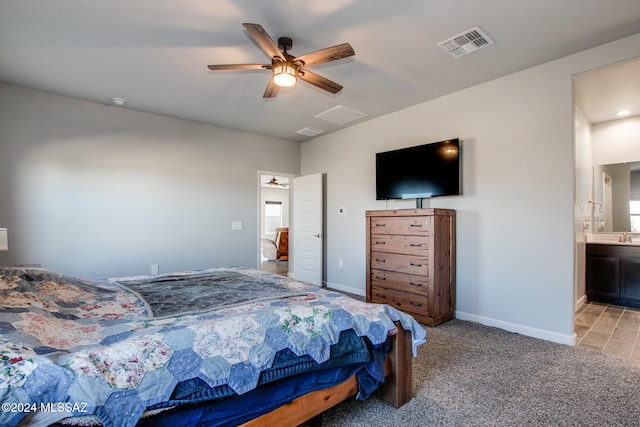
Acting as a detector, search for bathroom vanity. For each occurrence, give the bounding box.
[586,242,640,308]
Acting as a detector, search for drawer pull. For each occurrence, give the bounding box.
[409,262,422,267]
[375,223,386,227]
[375,293,386,298]
[410,224,423,228]
[409,243,423,247]
[375,259,386,263]
[375,276,386,281]
[409,301,423,307]
[375,241,386,245]
[409,282,423,287]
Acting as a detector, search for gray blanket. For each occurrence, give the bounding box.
[114,268,304,318]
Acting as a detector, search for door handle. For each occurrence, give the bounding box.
[314,234,322,238]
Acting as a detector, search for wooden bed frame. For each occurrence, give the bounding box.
[240,323,413,426]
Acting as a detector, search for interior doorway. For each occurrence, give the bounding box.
[574,57,640,345]
[258,172,294,276]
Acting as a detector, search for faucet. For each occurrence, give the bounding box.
[619,232,632,243]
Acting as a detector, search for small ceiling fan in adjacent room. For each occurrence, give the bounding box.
[207,23,355,98]
[264,177,289,188]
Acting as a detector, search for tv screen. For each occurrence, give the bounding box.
[376,138,461,200]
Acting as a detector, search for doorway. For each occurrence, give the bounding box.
[258,172,293,276]
[574,57,640,349]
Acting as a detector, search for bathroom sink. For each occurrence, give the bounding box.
[586,234,640,246]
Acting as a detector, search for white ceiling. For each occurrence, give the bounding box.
[575,58,640,124]
[2,0,640,142]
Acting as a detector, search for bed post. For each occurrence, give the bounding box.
[377,322,412,408]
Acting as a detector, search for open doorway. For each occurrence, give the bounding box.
[258,172,293,276]
[574,57,640,356]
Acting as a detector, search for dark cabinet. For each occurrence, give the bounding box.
[621,257,640,301]
[586,244,640,307]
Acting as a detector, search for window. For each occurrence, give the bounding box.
[264,201,283,235]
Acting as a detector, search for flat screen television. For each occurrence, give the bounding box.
[376,138,461,205]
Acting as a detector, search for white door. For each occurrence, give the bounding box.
[293,173,324,286]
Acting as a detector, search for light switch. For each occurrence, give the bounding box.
[232,221,243,230]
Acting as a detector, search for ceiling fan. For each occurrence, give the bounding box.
[207,23,355,98]
[264,177,288,188]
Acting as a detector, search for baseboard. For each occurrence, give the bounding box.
[323,281,365,297]
[455,311,577,346]
[575,295,587,312]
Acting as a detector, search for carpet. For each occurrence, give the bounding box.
[318,319,640,426]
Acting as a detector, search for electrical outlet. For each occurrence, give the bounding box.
[232,221,243,230]
[338,259,343,268]
[338,207,346,215]
[151,264,159,275]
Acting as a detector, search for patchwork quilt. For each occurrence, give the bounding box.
[0,267,426,427]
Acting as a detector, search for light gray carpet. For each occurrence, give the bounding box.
[317,319,640,426]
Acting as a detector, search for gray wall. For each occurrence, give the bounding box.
[0,83,300,278]
[301,33,640,344]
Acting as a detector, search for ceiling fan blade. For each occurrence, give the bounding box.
[207,64,269,71]
[263,79,280,98]
[294,43,355,67]
[298,70,343,94]
[243,23,284,61]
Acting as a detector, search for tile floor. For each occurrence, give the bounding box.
[575,302,640,361]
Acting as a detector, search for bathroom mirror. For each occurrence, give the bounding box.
[592,161,640,232]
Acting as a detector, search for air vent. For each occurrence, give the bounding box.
[315,105,368,125]
[296,127,326,137]
[438,27,494,58]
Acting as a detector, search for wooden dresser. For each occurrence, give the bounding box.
[366,208,456,326]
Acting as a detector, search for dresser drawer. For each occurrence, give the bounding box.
[370,216,430,235]
[370,285,429,317]
[370,252,429,275]
[370,269,429,297]
[370,234,428,255]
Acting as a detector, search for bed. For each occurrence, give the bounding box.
[0,266,426,427]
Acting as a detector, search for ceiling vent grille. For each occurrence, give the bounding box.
[315,105,368,125]
[438,27,494,58]
[296,127,326,137]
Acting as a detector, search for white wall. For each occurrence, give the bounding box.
[0,83,300,278]
[592,116,640,165]
[301,33,640,344]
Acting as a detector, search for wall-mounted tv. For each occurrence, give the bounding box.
[376,138,461,204]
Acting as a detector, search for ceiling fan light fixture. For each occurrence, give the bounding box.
[207,24,355,98]
[273,62,297,87]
